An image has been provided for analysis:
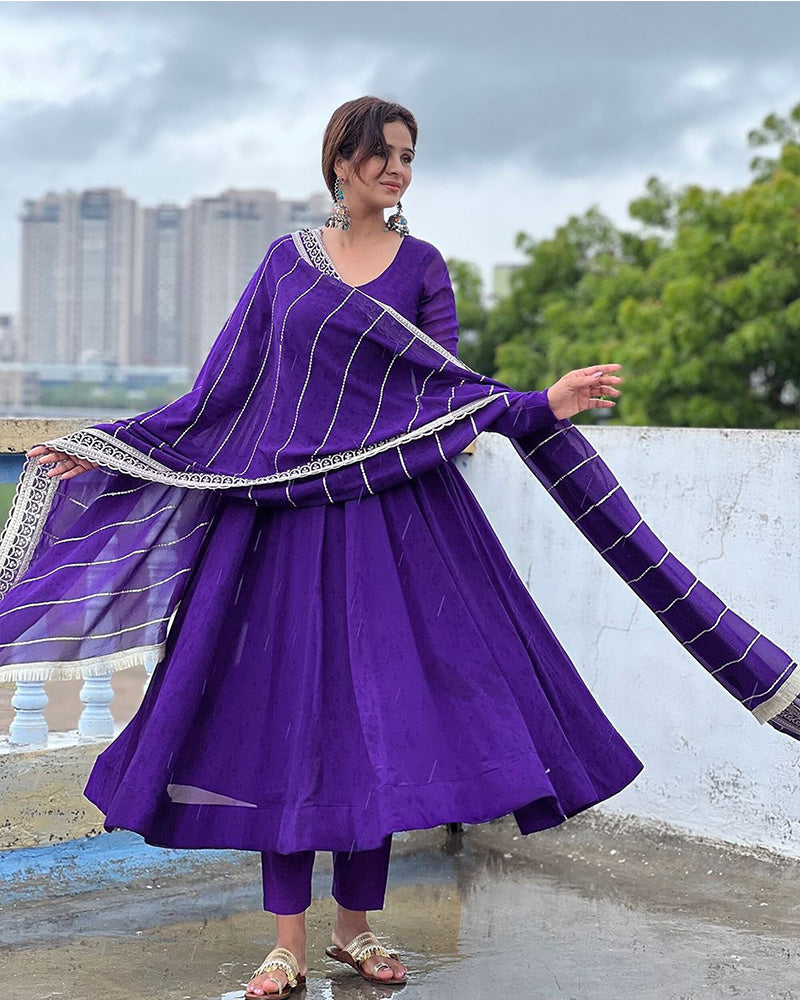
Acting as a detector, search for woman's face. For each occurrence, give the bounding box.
[337,120,414,213]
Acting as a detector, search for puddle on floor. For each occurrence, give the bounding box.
[2,819,800,1000]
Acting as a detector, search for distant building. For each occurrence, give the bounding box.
[279,193,330,233]
[492,263,522,302]
[0,364,40,409]
[182,189,280,373]
[18,188,139,366]
[18,187,328,375]
[18,192,71,364]
[0,314,17,361]
[140,205,183,367]
[182,189,328,371]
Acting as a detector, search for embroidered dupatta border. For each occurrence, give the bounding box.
[0,454,174,680]
[0,453,60,593]
[41,395,498,490]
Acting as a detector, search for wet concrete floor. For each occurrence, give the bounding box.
[1,813,799,1000]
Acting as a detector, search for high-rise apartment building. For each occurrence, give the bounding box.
[18,192,73,364]
[181,189,328,371]
[279,193,330,234]
[139,205,183,366]
[19,188,140,366]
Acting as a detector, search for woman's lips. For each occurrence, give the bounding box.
[382,183,400,192]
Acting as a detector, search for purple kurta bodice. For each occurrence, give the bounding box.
[354,234,459,357]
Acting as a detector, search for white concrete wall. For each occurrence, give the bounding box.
[454,427,800,857]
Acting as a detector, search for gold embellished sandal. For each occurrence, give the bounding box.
[245,945,306,999]
[325,930,406,985]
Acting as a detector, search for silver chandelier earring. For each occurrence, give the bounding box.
[325,177,351,231]
[384,200,410,236]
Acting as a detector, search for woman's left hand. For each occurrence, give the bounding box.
[26,445,99,481]
[546,364,622,421]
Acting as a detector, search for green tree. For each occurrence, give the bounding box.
[491,103,800,428]
[747,104,800,182]
[492,209,663,421]
[447,259,492,373]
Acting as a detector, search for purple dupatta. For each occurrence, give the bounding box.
[0,229,798,740]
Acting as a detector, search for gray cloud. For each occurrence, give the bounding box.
[6,1,800,179]
[2,1,800,309]
[4,92,129,164]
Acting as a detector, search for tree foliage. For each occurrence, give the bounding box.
[447,258,494,373]
[487,103,800,428]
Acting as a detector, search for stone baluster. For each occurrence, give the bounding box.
[9,681,49,746]
[78,674,115,738]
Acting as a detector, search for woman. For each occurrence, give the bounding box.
[13,97,799,999]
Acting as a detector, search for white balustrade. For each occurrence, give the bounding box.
[4,674,123,748]
[77,674,115,738]
[9,681,49,746]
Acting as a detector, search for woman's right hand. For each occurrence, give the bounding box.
[26,445,99,481]
[547,364,622,421]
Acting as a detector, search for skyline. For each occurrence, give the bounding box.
[16,186,328,371]
[2,2,800,313]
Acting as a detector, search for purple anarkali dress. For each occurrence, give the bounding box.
[4,225,795,854]
[83,231,643,853]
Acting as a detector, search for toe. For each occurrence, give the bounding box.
[364,956,394,980]
[388,958,407,980]
[246,971,285,996]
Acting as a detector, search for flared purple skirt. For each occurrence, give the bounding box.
[85,461,642,853]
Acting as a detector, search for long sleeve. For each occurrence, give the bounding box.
[415,245,558,437]
[489,388,560,437]
[417,249,459,356]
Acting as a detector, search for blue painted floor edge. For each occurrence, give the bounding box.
[0,830,453,907]
[0,830,245,904]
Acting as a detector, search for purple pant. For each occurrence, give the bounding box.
[261,835,393,914]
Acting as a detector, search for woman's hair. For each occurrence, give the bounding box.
[322,96,418,198]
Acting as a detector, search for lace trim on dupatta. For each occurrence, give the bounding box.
[292,228,339,279]
[40,394,500,491]
[0,393,502,604]
[0,453,176,678]
[0,457,58,594]
[750,659,800,723]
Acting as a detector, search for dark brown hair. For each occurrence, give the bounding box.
[322,96,418,198]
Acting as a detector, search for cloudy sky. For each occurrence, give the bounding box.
[2,1,800,313]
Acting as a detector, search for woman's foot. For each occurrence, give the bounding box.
[246,948,308,997]
[246,913,309,997]
[331,906,407,982]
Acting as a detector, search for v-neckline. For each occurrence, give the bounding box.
[312,227,406,289]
